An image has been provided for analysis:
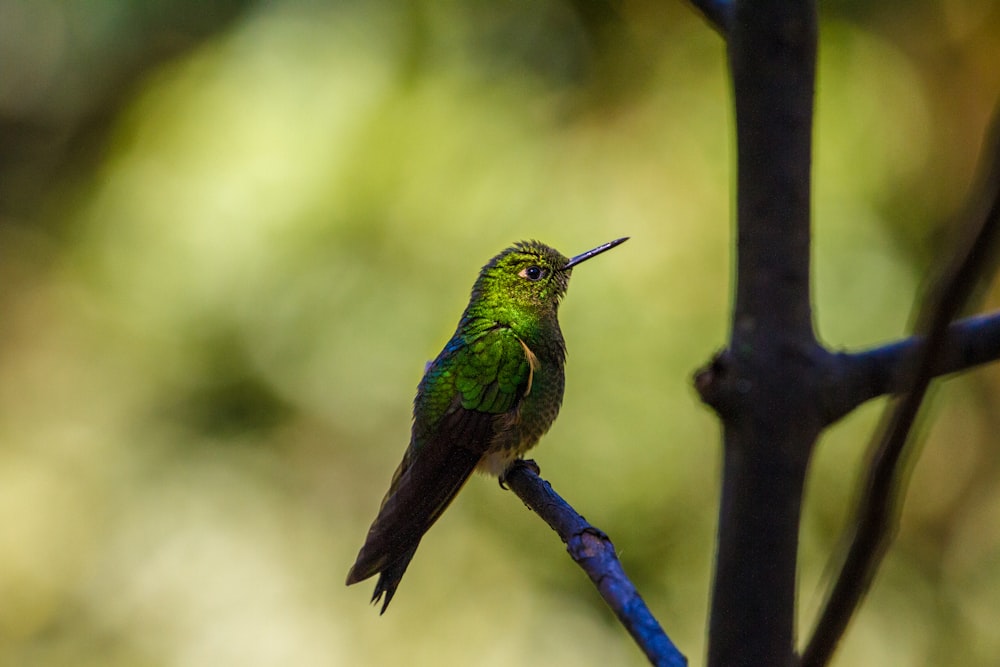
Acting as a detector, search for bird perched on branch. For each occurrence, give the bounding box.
[346,237,628,612]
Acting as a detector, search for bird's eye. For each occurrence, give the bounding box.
[520,265,546,281]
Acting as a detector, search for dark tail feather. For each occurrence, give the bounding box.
[346,435,485,612]
[371,543,418,614]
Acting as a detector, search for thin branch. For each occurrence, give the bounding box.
[503,460,687,667]
[823,311,1000,424]
[686,0,734,37]
[803,97,1000,667]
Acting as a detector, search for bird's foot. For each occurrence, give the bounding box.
[498,458,540,489]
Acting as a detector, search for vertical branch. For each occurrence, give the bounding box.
[687,0,735,36]
[702,2,820,666]
[730,1,817,341]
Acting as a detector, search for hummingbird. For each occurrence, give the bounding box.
[346,237,628,613]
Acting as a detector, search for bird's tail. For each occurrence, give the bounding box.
[369,544,417,614]
[346,440,483,612]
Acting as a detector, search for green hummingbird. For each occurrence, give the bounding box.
[346,237,628,613]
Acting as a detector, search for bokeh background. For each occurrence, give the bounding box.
[2,1,1000,665]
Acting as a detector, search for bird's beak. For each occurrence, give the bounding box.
[563,237,629,269]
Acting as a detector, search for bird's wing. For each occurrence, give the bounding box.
[449,325,536,414]
[346,326,533,609]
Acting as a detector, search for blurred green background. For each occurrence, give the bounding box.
[1,1,999,665]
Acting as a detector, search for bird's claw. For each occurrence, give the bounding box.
[520,459,541,475]
[498,459,540,489]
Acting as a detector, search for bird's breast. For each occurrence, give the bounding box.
[477,351,565,476]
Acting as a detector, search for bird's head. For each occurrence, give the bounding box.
[467,237,628,323]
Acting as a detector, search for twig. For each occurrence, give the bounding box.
[504,459,687,667]
[803,97,1000,667]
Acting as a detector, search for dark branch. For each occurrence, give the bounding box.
[706,1,819,666]
[823,311,1000,424]
[686,0,734,36]
[504,460,687,667]
[803,98,1000,667]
